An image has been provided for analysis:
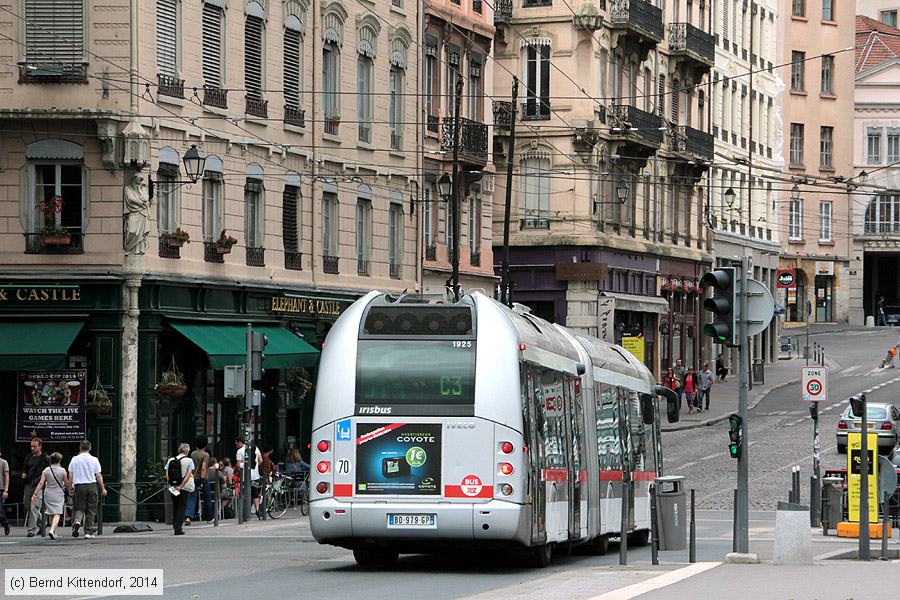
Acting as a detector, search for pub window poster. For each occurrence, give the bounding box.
[16,371,87,443]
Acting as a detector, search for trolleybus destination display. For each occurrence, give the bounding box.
[16,370,87,442]
[355,423,442,495]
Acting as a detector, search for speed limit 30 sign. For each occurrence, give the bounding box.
[801,367,828,402]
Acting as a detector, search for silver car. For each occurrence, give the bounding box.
[836,402,900,454]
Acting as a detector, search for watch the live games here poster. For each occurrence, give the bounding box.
[16,371,87,442]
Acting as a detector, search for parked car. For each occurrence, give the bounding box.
[836,402,900,454]
[885,306,900,326]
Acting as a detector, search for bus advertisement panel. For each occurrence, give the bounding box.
[355,423,442,495]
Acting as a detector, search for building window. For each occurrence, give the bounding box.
[820,55,834,95]
[423,185,434,248]
[29,162,85,237]
[323,43,340,130]
[424,41,437,130]
[202,168,224,241]
[356,196,372,276]
[792,0,805,17]
[789,199,803,240]
[322,192,338,257]
[469,56,482,121]
[820,126,833,168]
[388,202,403,279]
[523,43,550,119]
[23,0,86,79]
[283,21,303,111]
[468,188,481,255]
[156,0,179,78]
[389,65,403,149]
[867,128,883,165]
[882,10,898,27]
[244,16,264,100]
[244,174,264,248]
[156,162,180,235]
[357,55,372,142]
[282,184,301,253]
[202,1,224,89]
[790,51,805,91]
[723,0,730,37]
[447,46,460,117]
[865,195,900,234]
[522,156,550,227]
[819,201,832,241]
[790,123,804,166]
[821,0,833,21]
[888,128,900,163]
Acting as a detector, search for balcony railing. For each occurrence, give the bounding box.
[609,0,664,42]
[24,232,84,254]
[427,114,439,133]
[158,73,185,99]
[608,104,664,148]
[523,0,552,6]
[390,263,402,280]
[391,132,402,150]
[493,101,514,128]
[441,117,488,162]
[246,246,265,267]
[521,217,550,229]
[203,86,228,109]
[285,251,303,270]
[325,119,340,136]
[323,255,339,274]
[284,106,305,128]
[668,23,715,67]
[19,61,88,84]
[470,251,481,267]
[522,100,551,121]
[494,0,513,23]
[358,259,370,277]
[425,244,437,260]
[246,96,268,118]
[158,236,181,259]
[204,241,225,263]
[667,125,714,160]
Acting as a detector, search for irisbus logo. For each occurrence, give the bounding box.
[357,406,393,415]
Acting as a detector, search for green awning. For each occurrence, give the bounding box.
[169,322,319,369]
[0,321,84,370]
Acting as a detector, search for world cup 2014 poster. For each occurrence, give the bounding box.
[355,423,442,495]
[16,371,87,443]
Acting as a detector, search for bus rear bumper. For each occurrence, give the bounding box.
[309,499,531,546]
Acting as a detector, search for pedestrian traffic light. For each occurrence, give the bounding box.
[728,413,742,459]
[250,331,268,381]
[701,267,737,346]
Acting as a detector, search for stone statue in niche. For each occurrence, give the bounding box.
[123,171,151,255]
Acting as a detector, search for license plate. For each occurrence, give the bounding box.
[387,514,436,528]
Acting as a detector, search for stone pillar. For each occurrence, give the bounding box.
[119,255,143,521]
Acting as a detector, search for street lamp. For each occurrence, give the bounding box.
[724,187,736,208]
[615,180,629,204]
[437,173,452,200]
[181,144,207,183]
[790,184,801,201]
[858,170,868,184]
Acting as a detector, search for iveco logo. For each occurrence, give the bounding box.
[358,406,392,414]
[446,421,476,429]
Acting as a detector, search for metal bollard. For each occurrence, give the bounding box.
[98,487,104,536]
[214,477,221,527]
[690,488,697,564]
[649,484,659,566]
[790,466,801,504]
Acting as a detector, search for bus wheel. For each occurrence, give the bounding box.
[353,548,399,567]
[628,529,650,547]
[526,543,552,568]
[588,535,609,555]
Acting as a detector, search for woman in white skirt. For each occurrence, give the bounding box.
[31,452,68,539]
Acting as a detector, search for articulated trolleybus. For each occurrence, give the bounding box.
[310,291,677,567]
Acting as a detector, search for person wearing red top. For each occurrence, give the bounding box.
[683,366,699,413]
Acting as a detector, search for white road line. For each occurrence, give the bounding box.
[839,366,862,374]
[587,562,722,600]
[699,454,718,461]
[679,461,698,469]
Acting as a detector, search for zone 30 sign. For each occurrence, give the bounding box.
[801,367,827,402]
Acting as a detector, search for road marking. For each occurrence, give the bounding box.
[587,562,722,600]
[699,454,718,461]
[839,366,861,374]
[679,461,698,469]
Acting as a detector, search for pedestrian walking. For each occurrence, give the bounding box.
[877,296,887,327]
[21,438,50,537]
[234,437,262,516]
[699,363,714,412]
[31,452,68,540]
[67,440,107,539]
[716,353,728,381]
[683,366,698,413]
[673,359,687,409]
[880,343,899,369]
[0,450,11,536]
[166,443,194,536]
[186,436,212,525]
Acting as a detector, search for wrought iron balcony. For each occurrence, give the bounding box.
[390,263,402,280]
[24,232,84,254]
[204,241,225,263]
[358,259,370,277]
[667,125,714,161]
[158,235,181,259]
[668,23,714,69]
[470,251,481,267]
[391,132,402,150]
[158,73,185,99]
[609,0,663,44]
[521,99,551,121]
[573,4,603,31]
[523,0,552,6]
[608,104,664,149]
[521,217,550,229]
[325,119,340,136]
[427,114,439,133]
[494,0,513,23]
[425,244,437,261]
[284,106,305,128]
[203,86,228,109]
[493,101,514,129]
[323,255,339,274]
[284,251,302,270]
[246,96,268,118]
[441,117,488,163]
[246,246,265,267]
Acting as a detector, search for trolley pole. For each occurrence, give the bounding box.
[735,255,750,554]
[499,77,518,307]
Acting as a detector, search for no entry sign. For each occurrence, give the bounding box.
[801,367,827,402]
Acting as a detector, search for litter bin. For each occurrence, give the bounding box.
[655,475,686,551]
[822,476,843,530]
[752,358,765,384]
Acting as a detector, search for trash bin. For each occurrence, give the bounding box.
[655,475,686,551]
[822,476,843,530]
[753,358,765,384]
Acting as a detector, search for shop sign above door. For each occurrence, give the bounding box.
[555,262,608,281]
[0,285,81,304]
[270,295,349,317]
[814,261,834,276]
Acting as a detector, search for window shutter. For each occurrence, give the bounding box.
[657,75,666,116]
[284,29,301,108]
[244,16,264,99]
[25,0,85,64]
[671,83,679,124]
[202,3,223,87]
[156,0,178,77]
[282,186,299,252]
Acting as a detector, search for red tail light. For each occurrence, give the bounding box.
[838,421,848,430]
[500,441,514,454]
[499,462,514,476]
[316,482,329,494]
[316,461,330,474]
[317,440,330,452]
[500,484,513,496]
[881,422,893,430]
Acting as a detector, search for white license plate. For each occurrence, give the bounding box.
[387,514,436,528]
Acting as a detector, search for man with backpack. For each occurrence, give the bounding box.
[166,443,194,536]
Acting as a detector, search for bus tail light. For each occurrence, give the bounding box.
[499,462,514,476]
[500,484,513,496]
[500,441,514,454]
[317,461,331,474]
[317,440,330,452]
[316,482,329,494]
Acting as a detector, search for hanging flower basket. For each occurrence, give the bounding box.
[287,368,314,401]
[86,376,112,414]
[215,229,238,254]
[156,357,186,397]
[163,228,191,248]
[661,282,676,294]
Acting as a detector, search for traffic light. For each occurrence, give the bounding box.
[250,331,268,381]
[849,393,865,418]
[701,267,737,346]
[728,413,742,459]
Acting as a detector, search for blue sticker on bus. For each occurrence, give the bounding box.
[336,419,352,441]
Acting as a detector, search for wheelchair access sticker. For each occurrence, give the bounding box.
[336,419,352,441]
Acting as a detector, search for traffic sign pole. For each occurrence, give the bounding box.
[736,255,750,555]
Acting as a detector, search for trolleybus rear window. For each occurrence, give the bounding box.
[356,340,476,411]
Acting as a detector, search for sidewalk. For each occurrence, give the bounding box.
[661,355,830,433]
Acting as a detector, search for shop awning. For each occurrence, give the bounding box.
[600,292,671,315]
[169,322,319,369]
[0,320,84,370]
